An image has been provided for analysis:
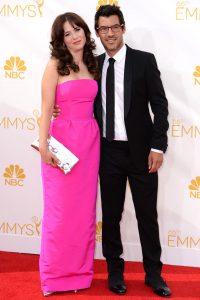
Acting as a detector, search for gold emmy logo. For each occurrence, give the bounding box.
[189,176,200,199]
[4,164,26,186]
[32,216,42,236]
[176,1,200,21]
[33,109,41,127]
[4,56,27,79]
[35,0,44,16]
[0,109,41,131]
[0,1,45,17]
[168,230,200,249]
[96,221,102,242]
[170,119,200,138]
[0,216,42,236]
[96,0,119,11]
[193,66,200,86]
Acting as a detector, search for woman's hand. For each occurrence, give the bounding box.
[39,147,59,167]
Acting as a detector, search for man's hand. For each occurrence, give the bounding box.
[148,151,163,173]
[52,104,61,119]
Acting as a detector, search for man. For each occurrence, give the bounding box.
[94,5,171,297]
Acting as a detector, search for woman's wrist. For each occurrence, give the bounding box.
[39,142,48,152]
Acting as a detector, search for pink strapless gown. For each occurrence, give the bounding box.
[40,79,100,293]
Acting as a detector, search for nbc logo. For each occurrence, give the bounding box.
[4,56,27,79]
[193,66,200,86]
[3,164,26,186]
[96,221,102,242]
[188,176,200,199]
[96,0,119,11]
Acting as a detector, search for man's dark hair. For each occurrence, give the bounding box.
[94,5,125,31]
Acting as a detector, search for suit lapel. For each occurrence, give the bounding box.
[97,53,105,100]
[95,53,105,133]
[124,45,133,118]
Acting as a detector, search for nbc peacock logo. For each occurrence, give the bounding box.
[193,66,200,86]
[96,221,102,242]
[3,164,26,186]
[96,0,119,11]
[188,176,200,199]
[4,56,27,79]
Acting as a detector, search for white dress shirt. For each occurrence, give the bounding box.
[102,44,128,141]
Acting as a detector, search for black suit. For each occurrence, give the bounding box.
[94,45,168,282]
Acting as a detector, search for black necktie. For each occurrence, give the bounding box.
[106,57,115,142]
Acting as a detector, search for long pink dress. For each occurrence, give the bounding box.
[40,79,100,293]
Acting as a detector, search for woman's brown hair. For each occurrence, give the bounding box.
[50,12,99,79]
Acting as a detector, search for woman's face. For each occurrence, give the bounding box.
[63,21,86,54]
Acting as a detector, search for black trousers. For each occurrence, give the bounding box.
[99,138,162,279]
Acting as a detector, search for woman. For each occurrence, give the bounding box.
[39,12,100,296]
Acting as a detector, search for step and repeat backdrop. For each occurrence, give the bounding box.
[0,0,200,267]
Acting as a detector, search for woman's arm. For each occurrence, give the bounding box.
[39,58,59,167]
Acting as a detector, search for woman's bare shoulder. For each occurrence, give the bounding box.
[42,58,59,84]
[46,57,59,69]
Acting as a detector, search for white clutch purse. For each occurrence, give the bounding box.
[31,136,79,174]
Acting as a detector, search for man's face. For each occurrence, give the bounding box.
[96,15,125,56]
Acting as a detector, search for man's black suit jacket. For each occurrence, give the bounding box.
[94,45,169,172]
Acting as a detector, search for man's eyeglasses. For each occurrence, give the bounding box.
[97,24,124,34]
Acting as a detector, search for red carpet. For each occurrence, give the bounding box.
[0,251,200,299]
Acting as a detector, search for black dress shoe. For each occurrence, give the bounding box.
[145,276,171,297]
[109,283,127,295]
[107,258,126,295]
